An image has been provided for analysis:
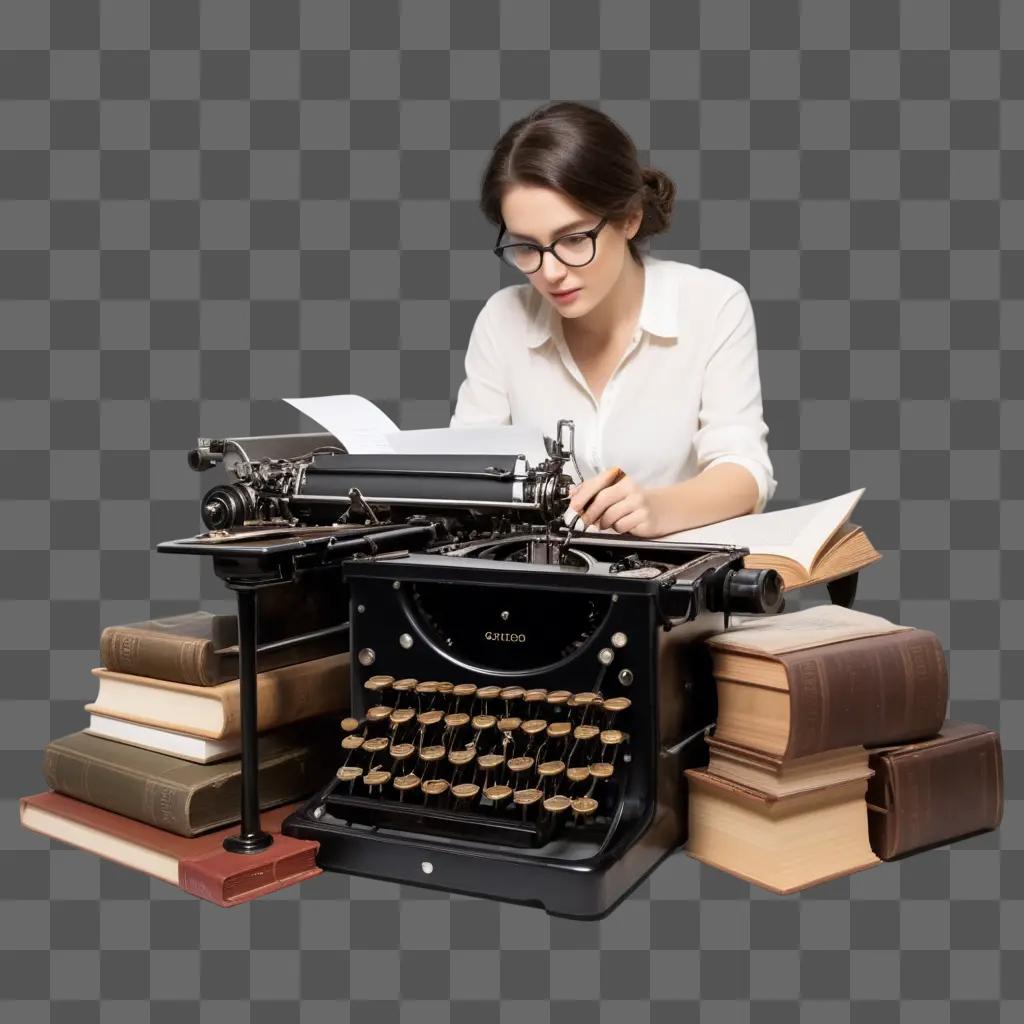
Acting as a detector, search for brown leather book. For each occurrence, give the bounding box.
[706,608,948,758]
[865,721,1003,860]
[20,792,321,907]
[86,652,351,740]
[100,610,345,686]
[43,717,340,837]
[684,767,880,893]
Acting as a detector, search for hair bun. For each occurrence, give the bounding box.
[638,167,675,238]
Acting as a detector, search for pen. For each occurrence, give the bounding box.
[560,467,627,554]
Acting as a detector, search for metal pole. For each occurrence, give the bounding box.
[223,586,273,853]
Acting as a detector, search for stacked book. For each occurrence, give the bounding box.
[685,604,1004,894]
[20,611,350,905]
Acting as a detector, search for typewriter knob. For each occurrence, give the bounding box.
[200,483,253,531]
[722,568,785,616]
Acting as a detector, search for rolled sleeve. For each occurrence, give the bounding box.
[692,281,777,515]
[450,300,512,428]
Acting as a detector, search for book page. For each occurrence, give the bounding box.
[283,394,399,454]
[658,489,865,570]
[705,603,912,656]
[386,425,550,466]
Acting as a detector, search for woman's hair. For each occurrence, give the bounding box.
[480,101,676,264]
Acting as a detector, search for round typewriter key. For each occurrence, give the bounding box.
[507,756,534,773]
[393,773,421,793]
[523,688,548,703]
[336,766,362,782]
[538,760,566,777]
[341,735,365,751]
[499,685,525,701]
[471,714,497,730]
[513,788,542,806]
[363,737,389,754]
[602,697,631,713]
[547,722,572,739]
[436,681,454,695]
[452,782,480,800]
[367,706,395,724]
[543,795,571,814]
[477,753,504,771]
[521,719,547,737]
[546,690,572,705]
[571,692,600,706]
[589,763,614,779]
[448,747,476,766]
[573,725,600,741]
[417,710,444,727]
[416,681,439,695]
[363,769,391,787]
[420,745,446,762]
[364,675,394,691]
[476,685,501,701]
[392,677,417,694]
[453,683,477,698]
[600,729,625,746]
[421,779,449,796]
[571,796,599,817]
[390,742,415,761]
[497,716,522,733]
[567,766,591,784]
[390,707,415,725]
[484,784,512,803]
[444,712,470,729]
[340,717,361,733]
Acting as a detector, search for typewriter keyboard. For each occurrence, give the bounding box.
[324,674,632,848]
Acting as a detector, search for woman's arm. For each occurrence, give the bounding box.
[646,461,761,535]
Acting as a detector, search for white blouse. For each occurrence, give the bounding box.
[450,254,777,515]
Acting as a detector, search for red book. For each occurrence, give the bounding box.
[20,791,321,907]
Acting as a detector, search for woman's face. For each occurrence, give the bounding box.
[499,185,641,320]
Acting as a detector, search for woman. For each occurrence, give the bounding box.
[450,101,777,539]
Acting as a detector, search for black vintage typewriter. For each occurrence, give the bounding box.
[158,419,823,917]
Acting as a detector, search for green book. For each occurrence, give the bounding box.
[42,717,340,837]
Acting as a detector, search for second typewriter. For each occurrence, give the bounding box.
[282,530,783,918]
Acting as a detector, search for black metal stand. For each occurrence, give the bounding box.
[826,571,858,608]
[222,587,273,854]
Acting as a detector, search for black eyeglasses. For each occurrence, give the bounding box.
[493,218,609,274]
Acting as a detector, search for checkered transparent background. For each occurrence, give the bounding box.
[1,0,1022,1019]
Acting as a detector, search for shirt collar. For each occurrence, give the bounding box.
[522,254,679,349]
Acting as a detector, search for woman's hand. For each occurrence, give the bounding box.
[567,467,665,539]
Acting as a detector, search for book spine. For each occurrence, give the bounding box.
[43,744,193,836]
[100,629,220,686]
[784,631,948,759]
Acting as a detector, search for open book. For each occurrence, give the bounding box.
[657,489,881,591]
[284,393,553,468]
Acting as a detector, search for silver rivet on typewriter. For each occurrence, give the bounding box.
[357,604,365,613]
[500,610,510,620]
[618,669,633,686]
[399,633,414,649]
[392,581,401,589]
[313,805,324,819]
[357,647,376,666]
[598,647,614,665]
[611,632,627,648]
[421,861,434,875]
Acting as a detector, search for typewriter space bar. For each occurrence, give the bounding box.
[325,793,554,848]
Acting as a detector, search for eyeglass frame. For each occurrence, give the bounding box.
[492,217,610,273]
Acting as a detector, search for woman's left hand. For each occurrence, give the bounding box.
[568,468,665,539]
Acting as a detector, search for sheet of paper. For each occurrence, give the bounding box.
[385,425,550,466]
[283,394,399,454]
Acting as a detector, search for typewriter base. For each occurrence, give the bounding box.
[283,786,689,920]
